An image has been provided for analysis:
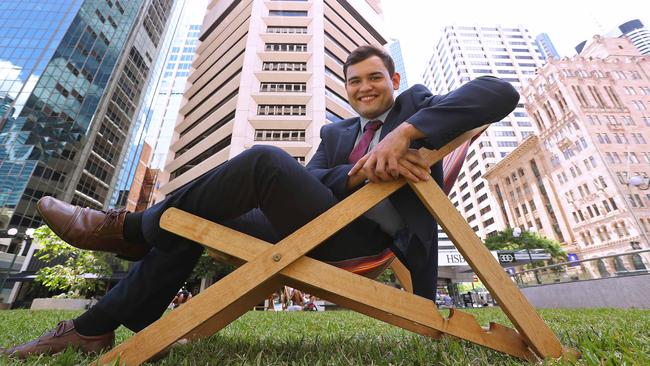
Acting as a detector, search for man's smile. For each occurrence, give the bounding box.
[358,95,378,102]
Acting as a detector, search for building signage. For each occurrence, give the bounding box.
[439,250,500,267]
[497,251,516,264]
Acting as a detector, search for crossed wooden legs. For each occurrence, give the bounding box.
[95,128,574,364]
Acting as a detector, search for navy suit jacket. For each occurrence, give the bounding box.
[306,76,519,299]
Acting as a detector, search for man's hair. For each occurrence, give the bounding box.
[343,45,395,81]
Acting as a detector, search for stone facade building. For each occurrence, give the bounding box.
[485,36,650,273]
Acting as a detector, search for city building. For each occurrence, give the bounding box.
[0,0,176,304]
[421,25,546,239]
[485,36,650,274]
[0,0,176,235]
[387,38,408,94]
[535,33,560,60]
[141,0,209,204]
[576,19,650,55]
[157,0,386,196]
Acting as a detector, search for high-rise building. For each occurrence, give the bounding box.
[157,0,386,196]
[576,19,650,55]
[422,25,545,239]
[615,19,650,55]
[485,36,650,273]
[138,0,209,204]
[108,0,196,210]
[387,39,408,94]
[535,33,560,60]
[0,0,176,235]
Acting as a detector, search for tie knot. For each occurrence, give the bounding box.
[365,120,383,132]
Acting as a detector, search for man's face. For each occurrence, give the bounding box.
[345,56,400,119]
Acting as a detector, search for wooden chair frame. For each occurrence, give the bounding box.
[96,127,576,365]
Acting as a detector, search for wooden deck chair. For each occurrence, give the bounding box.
[96,126,577,365]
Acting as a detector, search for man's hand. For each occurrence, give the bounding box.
[347,122,429,187]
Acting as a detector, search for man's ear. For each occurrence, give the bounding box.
[392,72,401,90]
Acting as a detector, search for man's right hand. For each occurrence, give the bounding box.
[346,149,431,190]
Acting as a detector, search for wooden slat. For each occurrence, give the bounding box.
[388,258,413,293]
[158,209,536,360]
[408,179,565,358]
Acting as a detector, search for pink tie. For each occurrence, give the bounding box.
[348,120,383,164]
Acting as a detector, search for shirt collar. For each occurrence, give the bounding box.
[359,108,391,130]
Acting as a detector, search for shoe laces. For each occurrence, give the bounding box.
[97,209,127,233]
[52,321,71,337]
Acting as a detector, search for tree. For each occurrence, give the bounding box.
[32,225,113,298]
[484,228,566,267]
[189,251,235,285]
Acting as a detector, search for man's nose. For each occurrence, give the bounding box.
[359,80,372,91]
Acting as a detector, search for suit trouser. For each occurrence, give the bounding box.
[92,145,391,331]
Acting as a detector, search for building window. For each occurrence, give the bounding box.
[254,130,306,141]
[265,43,308,52]
[266,26,308,34]
[262,62,307,71]
[260,82,306,93]
[268,10,308,16]
[257,104,306,116]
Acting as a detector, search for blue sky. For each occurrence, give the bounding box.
[382,0,650,83]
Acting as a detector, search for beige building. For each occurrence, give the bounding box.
[484,36,650,272]
[157,0,386,196]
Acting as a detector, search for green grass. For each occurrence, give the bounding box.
[0,308,648,365]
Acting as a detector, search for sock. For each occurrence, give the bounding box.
[73,306,120,336]
[123,211,146,244]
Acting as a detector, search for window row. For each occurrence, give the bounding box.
[266,26,307,34]
[254,129,305,141]
[257,104,306,116]
[262,61,307,71]
[260,82,306,93]
[265,43,307,52]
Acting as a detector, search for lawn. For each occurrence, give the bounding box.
[0,308,648,365]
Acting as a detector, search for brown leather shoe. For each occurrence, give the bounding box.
[37,196,149,261]
[0,320,114,358]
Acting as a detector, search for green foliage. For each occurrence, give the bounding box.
[189,251,235,283]
[32,226,112,298]
[484,228,566,266]
[375,268,395,285]
[0,308,648,365]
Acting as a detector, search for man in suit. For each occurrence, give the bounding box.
[1,45,518,357]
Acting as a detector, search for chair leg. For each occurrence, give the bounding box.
[408,179,565,359]
[389,258,413,293]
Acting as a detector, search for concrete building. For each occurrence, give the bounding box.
[0,0,176,236]
[158,0,386,196]
[421,25,546,239]
[576,19,650,56]
[485,36,650,274]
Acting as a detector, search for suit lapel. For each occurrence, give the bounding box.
[333,118,360,165]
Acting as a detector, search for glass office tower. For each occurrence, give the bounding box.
[0,0,174,233]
